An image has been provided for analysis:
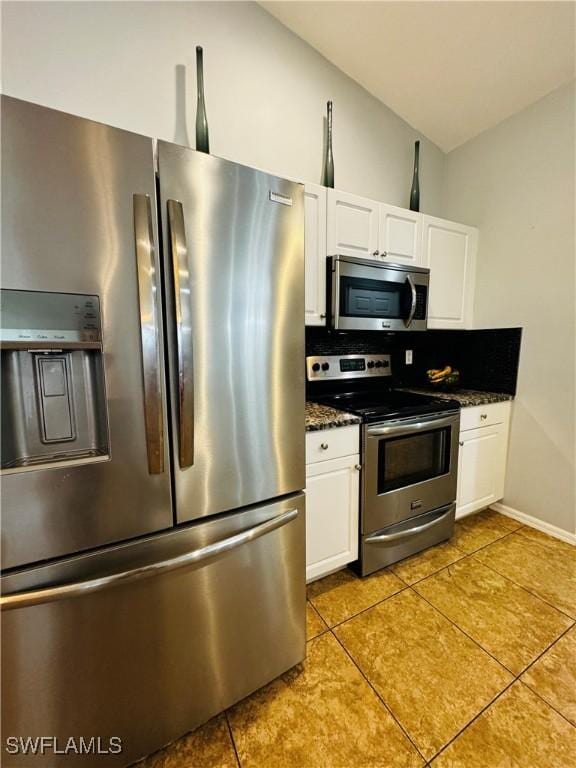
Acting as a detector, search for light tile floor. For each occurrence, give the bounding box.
[138,510,576,768]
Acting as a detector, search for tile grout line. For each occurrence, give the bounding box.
[516,621,574,680]
[515,622,576,727]
[224,710,242,768]
[329,627,428,765]
[310,579,574,766]
[516,678,576,729]
[409,584,520,675]
[312,527,520,633]
[312,583,410,633]
[429,622,576,766]
[422,601,576,762]
[391,524,522,591]
[478,556,576,622]
[308,518,521,627]
[427,677,518,764]
[319,523,571,764]
[410,575,575,679]
[304,519,573,764]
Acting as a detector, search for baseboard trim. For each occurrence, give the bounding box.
[491,502,576,545]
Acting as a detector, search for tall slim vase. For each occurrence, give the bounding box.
[409,140,420,212]
[195,46,210,154]
[323,101,334,188]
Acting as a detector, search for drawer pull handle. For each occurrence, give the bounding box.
[480,414,488,420]
[355,464,362,471]
[320,443,329,450]
[459,441,464,447]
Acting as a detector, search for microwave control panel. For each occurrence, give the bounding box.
[306,354,392,381]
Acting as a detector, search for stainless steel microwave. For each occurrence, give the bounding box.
[328,256,429,331]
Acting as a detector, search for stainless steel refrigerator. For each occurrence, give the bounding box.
[1,96,305,766]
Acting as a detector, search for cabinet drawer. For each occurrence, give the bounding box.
[460,401,510,432]
[306,425,360,465]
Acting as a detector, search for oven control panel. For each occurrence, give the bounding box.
[306,354,392,380]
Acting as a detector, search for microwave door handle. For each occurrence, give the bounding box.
[133,194,165,475]
[404,274,417,328]
[167,199,194,469]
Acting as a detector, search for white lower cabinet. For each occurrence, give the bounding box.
[305,426,360,582]
[456,402,511,519]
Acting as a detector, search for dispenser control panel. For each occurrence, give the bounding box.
[0,289,101,344]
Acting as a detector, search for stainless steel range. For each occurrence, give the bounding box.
[307,354,460,576]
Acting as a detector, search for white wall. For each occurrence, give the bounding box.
[1,0,445,213]
[443,81,576,535]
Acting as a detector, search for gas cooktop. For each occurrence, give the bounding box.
[307,354,459,424]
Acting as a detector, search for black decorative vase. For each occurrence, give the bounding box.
[409,140,420,212]
[323,100,334,188]
[195,46,210,154]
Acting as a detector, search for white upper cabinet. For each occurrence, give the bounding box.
[327,189,379,260]
[304,183,328,326]
[378,204,423,266]
[307,185,479,329]
[422,216,478,329]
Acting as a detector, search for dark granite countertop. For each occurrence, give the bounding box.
[306,389,513,432]
[400,387,514,407]
[305,402,362,432]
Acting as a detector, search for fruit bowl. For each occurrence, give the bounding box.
[426,366,460,391]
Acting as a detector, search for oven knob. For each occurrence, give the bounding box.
[367,361,375,369]
[321,363,330,371]
[312,363,320,372]
[375,360,383,368]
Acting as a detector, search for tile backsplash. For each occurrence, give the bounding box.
[306,327,522,395]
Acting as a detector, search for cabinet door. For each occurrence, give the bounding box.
[304,183,328,326]
[379,204,423,266]
[456,424,507,518]
[422,216,477,329]
[327,189,379,259]
[305,455,359,582]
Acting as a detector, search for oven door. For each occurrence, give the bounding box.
[331,257,428,331]
[362,411,460,533]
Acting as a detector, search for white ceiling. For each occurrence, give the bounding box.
[260,1,576,152]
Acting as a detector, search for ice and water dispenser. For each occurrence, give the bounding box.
[1,289,109,470]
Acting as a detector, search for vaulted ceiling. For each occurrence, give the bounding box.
[261,1,575,151]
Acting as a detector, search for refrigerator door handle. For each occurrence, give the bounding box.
[1,507,299,612]
[133,193,165,474]
[167,198,194,468]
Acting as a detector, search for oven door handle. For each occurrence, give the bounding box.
[404,274,417,328]
[365,506,453,545]
[367,412,459,438]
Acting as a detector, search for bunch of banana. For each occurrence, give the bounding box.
[427,366,460,387]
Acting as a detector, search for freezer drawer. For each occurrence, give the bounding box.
[1,494,305,767]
